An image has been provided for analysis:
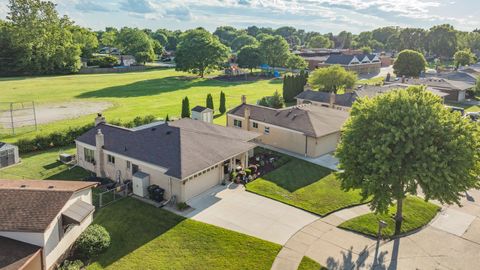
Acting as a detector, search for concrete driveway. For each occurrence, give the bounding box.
[172,183,319,245]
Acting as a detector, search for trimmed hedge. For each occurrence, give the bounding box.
[59,260,84,270]
[16,115,157,153]
[74,224,111,260]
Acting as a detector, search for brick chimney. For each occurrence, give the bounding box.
[94,129,105,177]
[244,106,250,131]
[329,92,336,108]
[95,113,106,126]
[241,95,247,104]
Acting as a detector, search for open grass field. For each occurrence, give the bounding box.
[88,198,281,270]
[0,69,282,142]
[339,196,440,238]
[246,158,367,216]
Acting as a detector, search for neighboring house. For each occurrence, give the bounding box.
[0,142,20,169]
[400,75,474,102]
[117,55,136,67]
[191,106,213,123]
[75,114,259,203]
[0,180,97,270]
[295,84,449,111]
[227,96,349,158]
[316,54,381,74]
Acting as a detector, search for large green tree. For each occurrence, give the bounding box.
[393,50,427,77]
[237,45,262,73]
[231,34,258,52]
[427,24,458,58]
[258,35,290,68]
[213,26,242,47]
[1,0,82,75]
[308,65,357,93]
[285,54,307,71]
[71,26,99,58]
[116,27,156,64]
[337,86,480,235]
[307,35,332,48]
[175,28,229,78]
[454,49,476,68]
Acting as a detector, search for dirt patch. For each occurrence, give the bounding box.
[1,101,113,128]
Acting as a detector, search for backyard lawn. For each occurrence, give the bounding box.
[0,146,91,180]
[0,69,282,142]
[298,257,326,270]
[246,158,367,216]
[88,198,282,270]
[339,196,440,238]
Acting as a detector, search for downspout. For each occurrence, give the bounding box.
[304,135,308,157]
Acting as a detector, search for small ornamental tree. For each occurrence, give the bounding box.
[308,65,357,93]
[219,91,226,114]
[336,86,480,235]
[393,50,427,77]
[181,97,190,118]
[206,93,214,111]
[454,49,476,69]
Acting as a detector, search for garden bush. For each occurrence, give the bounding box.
[97,56,118,68]
[176,202,189,211]
[59,260,84,270]
[74,224,111,260]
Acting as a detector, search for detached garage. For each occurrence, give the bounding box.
[0,142,19,169]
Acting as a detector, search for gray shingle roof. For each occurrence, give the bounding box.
[228,104,349,137]
[76,118,259,179]
[0,236,41,270]
[324,54,356,65]
[0,180,97,233]
[295,90,358,107]
[191,106,212,113]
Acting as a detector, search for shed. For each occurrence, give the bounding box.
[191,106,213,123]
[0,142,19,168]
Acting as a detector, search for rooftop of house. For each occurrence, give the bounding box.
[403,76,474,91]
[191,105,213,113]
[295,90,357,107]
[0,236,41,270]
[228,103,349,137]
[324,54,379,65]
[0,180,97,233]
[358,83,450,98]
[76,118,260,179]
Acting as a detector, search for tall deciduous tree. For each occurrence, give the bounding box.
[258,35,290,68]
[237,45,262,73]
[307,35,332,48]
[116,27,155,64]
[285,54,307,71]
[71,26,99,58]
[427,24,458,59]
[308,65,357,93]
[175,28,229,78]
[454,49,476,68]
[181,97,190,118]
[231,34,258,52]
[219,91,226,114]
[206,93,214,111]
[393,50,426,77]
[337,86,480,235]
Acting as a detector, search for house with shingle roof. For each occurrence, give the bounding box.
[227,96,349,157]
[0,179,97,270]
[75,113,260,203]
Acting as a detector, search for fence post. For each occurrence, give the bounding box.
[32,101,38,131]
[9,103,14,135]
[99,194,103,208]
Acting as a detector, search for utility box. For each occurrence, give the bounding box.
[132,171,150,198]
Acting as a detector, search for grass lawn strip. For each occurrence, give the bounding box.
[246,158,366,216]
[338,196,440,238]
[87,198,281,270]
[298,256,327,270]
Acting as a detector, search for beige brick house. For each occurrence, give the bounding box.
[227,97,349,158]
[75,115,259,203]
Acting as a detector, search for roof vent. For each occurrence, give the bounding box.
[286,110,292,117]
[151,127,156,131]
[166,131,172,135]
[48,185,54,189]
[124,146,128,152]
[292,114,297,120]
[20,185,26,188]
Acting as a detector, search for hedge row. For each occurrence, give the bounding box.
[16,115,157,153]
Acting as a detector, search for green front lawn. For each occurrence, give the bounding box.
[298,257,326,270]
[0,146,91,180]
[246,158,367,216]
[0,69,282,142]
[88,198,281,270]
[339,196,440,238]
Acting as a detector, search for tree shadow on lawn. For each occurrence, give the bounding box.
[75,76,260,99]
[90,198,185,268]
[46,166,92,181]
[261,159,332,192]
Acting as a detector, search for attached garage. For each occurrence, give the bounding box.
[184,164,223,201]
[0,142,20,169]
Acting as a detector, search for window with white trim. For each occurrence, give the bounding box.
[264,127,270,134]
[84,148,95,164]
[252,122,258,128]
[234,119,242,128]
[107,154,115,164]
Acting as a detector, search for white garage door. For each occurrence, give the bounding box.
[184,165,223,201]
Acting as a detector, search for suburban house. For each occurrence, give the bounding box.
[227,96,349,157]
[75,114,259,203]
[295,84,449,111]
[0,179,97,270]
[0,142,20,169]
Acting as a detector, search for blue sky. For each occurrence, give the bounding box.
[0,0,478,33]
